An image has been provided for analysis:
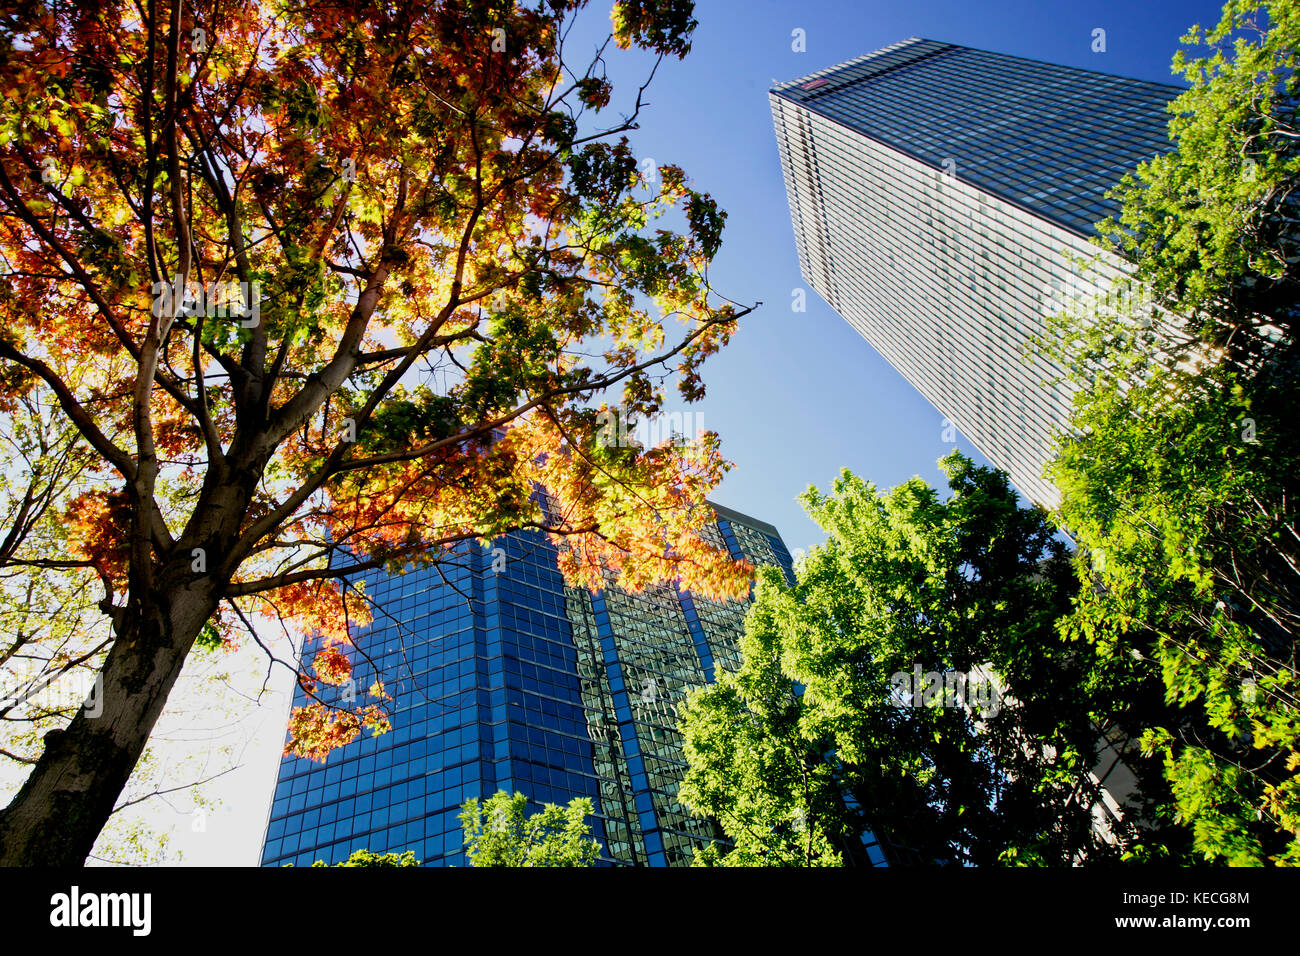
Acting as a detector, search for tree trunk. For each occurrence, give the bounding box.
[0,577,217,865]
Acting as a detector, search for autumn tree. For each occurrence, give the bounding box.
[0,383,260,864]
[679,455,1185,866]
[1041,0,1300,864]
[460,790,599,866]
[0,0,753,865]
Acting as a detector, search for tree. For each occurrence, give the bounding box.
[459,790,599,867]
[0,383,248,865]
[679,454,1177,866]
[309,849,420,867]
[1097,0,1299,361]
[0,0,753,865]
[1041,0,1300,865]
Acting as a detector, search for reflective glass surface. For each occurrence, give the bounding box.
[260,506,798,867]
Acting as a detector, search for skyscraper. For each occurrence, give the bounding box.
[770,38,1181,507]
[258,503,873,867]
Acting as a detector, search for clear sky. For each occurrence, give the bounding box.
[156,0,1231,865]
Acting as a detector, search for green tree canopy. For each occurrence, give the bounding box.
[1040,0,1300,864]
[459,790,600,867]
[309,849,421,867]
[679,454,1175,866]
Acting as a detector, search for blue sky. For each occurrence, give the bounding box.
[566,0,1228,555]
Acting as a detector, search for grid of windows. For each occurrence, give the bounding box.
[260,553,486,867]
[775,38,1178,237]
[260,504,795,867]
[770,38,1180,507]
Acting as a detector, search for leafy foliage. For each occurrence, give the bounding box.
[1041,0,1300,865]
[680,454,1171,866]
[1097,0,1300,353]
[309,849,420,867]
[460,790,600,867]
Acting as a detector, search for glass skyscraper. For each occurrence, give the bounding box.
[259,503,841,867]
[770,38,1181,507]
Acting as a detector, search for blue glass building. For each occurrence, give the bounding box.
[259,502,823,867]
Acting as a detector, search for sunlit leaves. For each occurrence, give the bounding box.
[680,455,1142,866]
[610,0,698,59]
[459,790,599,866]
[309,848,421,867]
[284,700,390,763]
[1045,0,1300,865]
[1097,0,1300,349]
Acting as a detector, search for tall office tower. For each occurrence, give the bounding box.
[770,38,1181,507]
[259,504,884,867]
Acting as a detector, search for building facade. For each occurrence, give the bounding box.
[770,38,1181,507]
[259,504,891,867]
